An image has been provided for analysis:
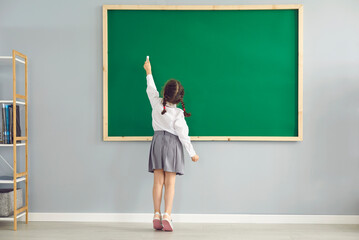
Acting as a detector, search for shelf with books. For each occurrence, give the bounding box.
[1,102,22,145]
[0,50,28,231]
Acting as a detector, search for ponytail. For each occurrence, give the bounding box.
[180,99,191,117]
[161,96,168,115]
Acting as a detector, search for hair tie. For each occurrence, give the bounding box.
[183,108,185,111]
[164,106,166,109]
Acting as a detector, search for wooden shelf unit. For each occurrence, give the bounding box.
[0,50,29,231]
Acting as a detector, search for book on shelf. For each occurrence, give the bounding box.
[0,106,3,143]
[0,103,21,144]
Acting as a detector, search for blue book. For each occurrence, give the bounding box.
[0,104,4,143]
[5,104,10,144]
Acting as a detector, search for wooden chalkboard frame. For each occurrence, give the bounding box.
[103,5,303,142]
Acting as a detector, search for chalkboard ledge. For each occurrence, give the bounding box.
[104,136,302,142]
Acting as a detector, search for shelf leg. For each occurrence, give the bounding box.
[12,50,18,231]
[13,176,17,231]
[25,52,29,225]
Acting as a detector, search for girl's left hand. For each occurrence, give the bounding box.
[143,58,151,75]
[191,155,199,162]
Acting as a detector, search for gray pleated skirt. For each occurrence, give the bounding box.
[148,130,185,176]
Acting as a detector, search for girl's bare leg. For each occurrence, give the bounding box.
[153,169,165,216]
[164,171,176,218]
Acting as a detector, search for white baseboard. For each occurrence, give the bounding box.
[28,213,359,224]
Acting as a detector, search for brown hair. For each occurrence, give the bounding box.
[161,79,191,117]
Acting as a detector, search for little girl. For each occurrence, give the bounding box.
[143,57,199,231]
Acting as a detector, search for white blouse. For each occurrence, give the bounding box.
[146,74,197,157]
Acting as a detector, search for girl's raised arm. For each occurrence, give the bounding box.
[146,74,160,108]
[144,58,160,108]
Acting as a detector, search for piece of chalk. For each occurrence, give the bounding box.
[147,56,149,60]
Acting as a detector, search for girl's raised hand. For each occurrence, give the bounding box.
[191,155,199,162]
[143,57,152,75]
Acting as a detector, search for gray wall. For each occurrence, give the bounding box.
[0,0,358,214]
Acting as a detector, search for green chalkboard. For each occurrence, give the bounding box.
[104,6,302,141]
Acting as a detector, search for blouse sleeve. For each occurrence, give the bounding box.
[146,74,160,108]
[174,112,197,158]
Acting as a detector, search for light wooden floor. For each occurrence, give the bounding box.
[0,222,358,239]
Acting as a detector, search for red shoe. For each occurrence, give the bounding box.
[161,212,173,231]
[153,212,162,230]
